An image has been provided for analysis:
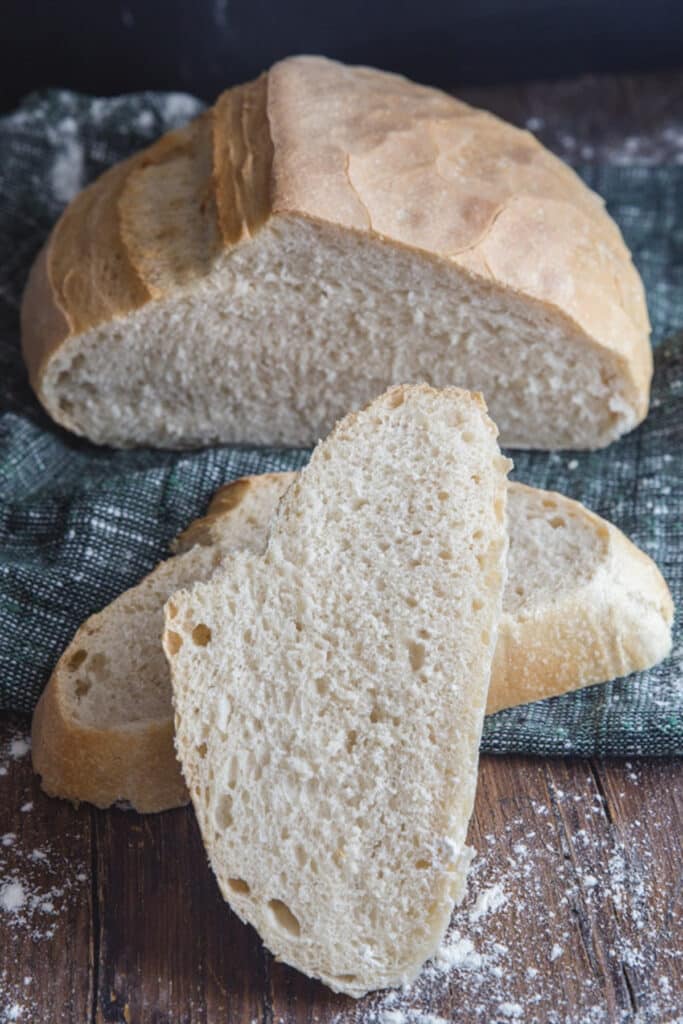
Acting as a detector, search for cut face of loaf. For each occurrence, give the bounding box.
[31,472,673,813]
[163,385,510,995]
[22,56,651,450]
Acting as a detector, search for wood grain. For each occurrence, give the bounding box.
[1,714,681,1023]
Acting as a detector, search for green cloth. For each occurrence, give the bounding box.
[0,90,681,755]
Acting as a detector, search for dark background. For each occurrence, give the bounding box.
[2,0,683,110]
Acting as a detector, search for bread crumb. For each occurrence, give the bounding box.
[549,944,564,962]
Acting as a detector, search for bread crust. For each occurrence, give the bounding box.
[32,475,673,813]
[21,56,651,442]
[31,636,188,813]
[489,484,673,713]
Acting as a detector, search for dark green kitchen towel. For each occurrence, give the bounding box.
[0,89,681,755]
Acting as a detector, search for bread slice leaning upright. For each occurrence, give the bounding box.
[163,385,510,995]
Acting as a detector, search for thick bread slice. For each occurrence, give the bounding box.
[32,474,673,813]
[22,56,650,451]
[163,385,510,995]
[32,473,294,813]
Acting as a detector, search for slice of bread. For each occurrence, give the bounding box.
[22,56,650,451]
[31,473,673,814]
[31,473,294,814]
[163,384,510,995]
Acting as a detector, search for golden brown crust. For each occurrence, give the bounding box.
[31,663,188,813]
[487,486,673,714]
[172,471,297,552]
[20,244,71,394]
[22,56,651,436]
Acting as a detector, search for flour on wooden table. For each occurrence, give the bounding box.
[333,768,680,1024]
[0,728,88,1024]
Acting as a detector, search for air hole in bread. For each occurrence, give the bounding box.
[167,602,178,620]
[549,517,567,529]
[515,585,525,597]
[472,598,483,611]
[267,899,301,937]
[192,623,212,646]
[165,630,183,655]
[227,754,238,788]
[345,730,357,754]
[58,399,73,416]
[408,642,426,672]
[405,595,418,608]
[481,630,491,645]
[216,793,233,829]
[89,653,107,679]
[74,679,91,698]
[472,529,483,542]
[295,845,307,868]
[353,499,368,511]
[439,549,453,560]
[542,499,557,510]
[68,649,87,671]
[415,859,430,870]
[462,432,474,444]
[369,705,382,724]
[437,491,449,502]
[471,474,481,485]
[315,678,329,696]
[332,973,358,984]
[227,877,250,895]
[196,743,208,760]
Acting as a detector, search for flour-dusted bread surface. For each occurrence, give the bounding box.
[22,56,650,451]
[31,473,295,812]
[164,386,509,995]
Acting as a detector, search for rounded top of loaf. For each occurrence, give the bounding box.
[21,54,651,437]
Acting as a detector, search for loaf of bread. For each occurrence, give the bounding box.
[163,384,510,995]
[31,472,672,813]
[21,56,650,451]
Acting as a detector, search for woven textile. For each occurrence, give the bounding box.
[0,89,681,754]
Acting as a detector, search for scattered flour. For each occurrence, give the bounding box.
[330,776,680,1024]
[469,883,506,922]
[0,882,25,914]
[8,739,29,760]
[0,727,88,1023]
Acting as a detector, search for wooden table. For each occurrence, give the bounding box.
[1,714,681,1024]
[1,71,682,1023]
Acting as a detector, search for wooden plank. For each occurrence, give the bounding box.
[591,758,683,1020]
[260,755,683,1024]
[0,713,92,1024]
[93,803,266,1024]
[2,711,681,1023]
